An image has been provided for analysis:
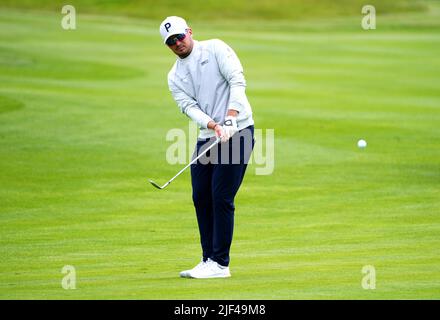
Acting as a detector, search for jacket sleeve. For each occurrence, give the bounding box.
[168,77,213,129]
[214,39,251,120]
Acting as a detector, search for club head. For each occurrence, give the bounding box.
[148,179,163,189]
[148,179,171,190]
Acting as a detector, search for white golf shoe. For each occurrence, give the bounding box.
[179,259,207,278]
[187,258,231,279]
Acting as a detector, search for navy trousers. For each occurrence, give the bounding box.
[190,125,254,267]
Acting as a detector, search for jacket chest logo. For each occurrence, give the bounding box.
[201,59,209,66]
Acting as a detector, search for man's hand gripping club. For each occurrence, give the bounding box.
[208,110,239,143]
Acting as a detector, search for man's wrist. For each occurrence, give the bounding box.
[207,120,219,130]
[227,109,239,117]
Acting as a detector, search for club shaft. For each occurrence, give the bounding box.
[165,137,220,186]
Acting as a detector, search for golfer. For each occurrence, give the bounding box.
[159,16,254,278]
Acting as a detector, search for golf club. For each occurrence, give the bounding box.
[148,136,221,190]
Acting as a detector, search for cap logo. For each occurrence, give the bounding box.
[164,22,171,32]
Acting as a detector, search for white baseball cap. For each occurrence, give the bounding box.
[159,16,189,44]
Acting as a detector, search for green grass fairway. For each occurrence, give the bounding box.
[1,3,440,299]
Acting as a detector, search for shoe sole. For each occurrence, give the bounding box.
[188,273,231,279]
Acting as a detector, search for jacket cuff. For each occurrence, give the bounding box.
[185,106,213,129]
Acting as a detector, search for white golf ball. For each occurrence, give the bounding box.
[358,139,367,148]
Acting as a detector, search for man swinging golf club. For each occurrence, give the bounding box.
[159,16,255,278]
